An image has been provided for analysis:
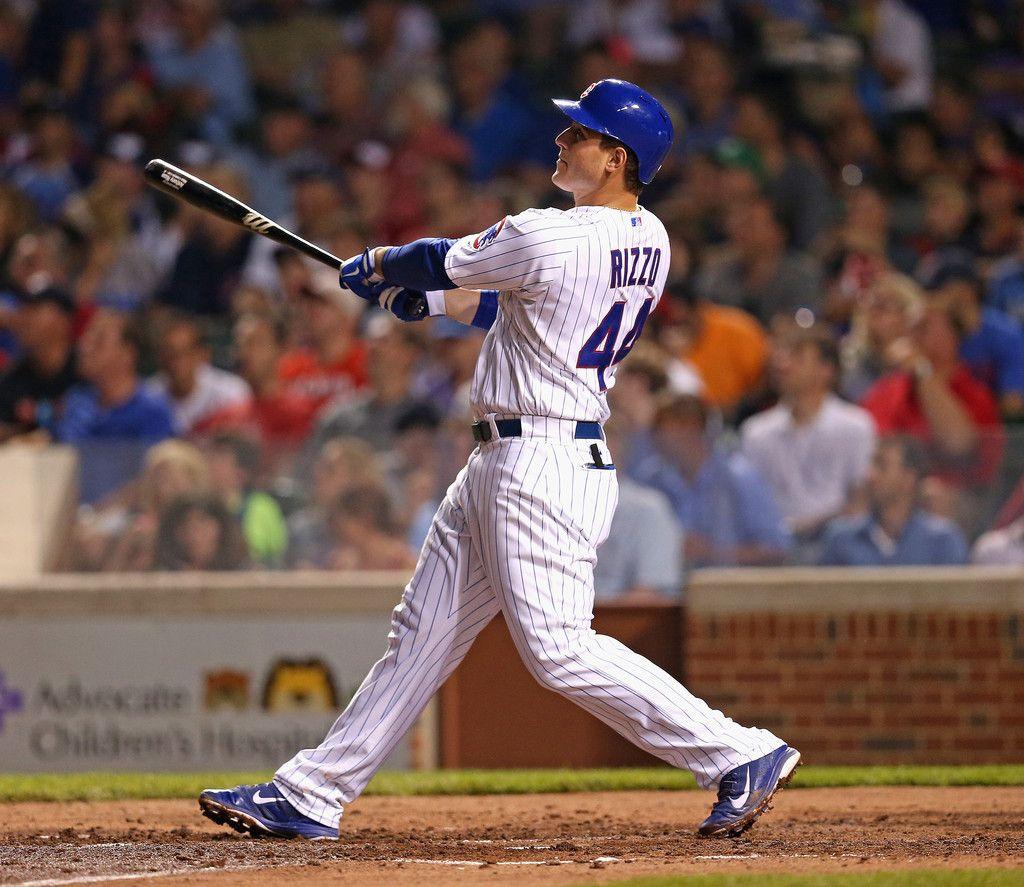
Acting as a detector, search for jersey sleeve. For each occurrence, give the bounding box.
[443,209,583,292]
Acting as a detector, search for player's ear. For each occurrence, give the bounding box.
[606,145,628,176]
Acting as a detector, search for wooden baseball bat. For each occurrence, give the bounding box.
[143,159,427,319]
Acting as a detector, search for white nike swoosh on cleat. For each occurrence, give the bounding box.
[728,770,751,809]
[252,790,283,804]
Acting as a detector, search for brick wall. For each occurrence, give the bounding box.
[685,568,1024,765]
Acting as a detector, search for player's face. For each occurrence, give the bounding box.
[553,123,613,193]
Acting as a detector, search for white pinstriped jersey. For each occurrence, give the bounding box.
[444,205,671,423]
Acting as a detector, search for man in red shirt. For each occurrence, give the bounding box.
[860,302,1004,489]
[277,258,368,414]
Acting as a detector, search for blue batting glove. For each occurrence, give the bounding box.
[379,287,428,322]
[339,248,388,302]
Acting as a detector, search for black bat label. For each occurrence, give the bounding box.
[160,169,187,190]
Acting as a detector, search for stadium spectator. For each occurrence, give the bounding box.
[920,256,1024,418]
[278,266,368,415]
[886,118,942,240]
[913,176,975,263]
[7,98,82,224]
[595,420,684,601]
[57,309,172,443]
[695,197,824,325]
[631,395,791,568]
[288,437,383,569]
[986,218,1024,330]
[340,0,441,100]
[18,0,96,102]
[316,50,379,168]
[155,164,257,317]
[972,516,1024,565]
[323,483,416,571]
[819,435,967,566]
[742,326,876,545]
[206,431,288,569]
[664,284,767,418]
[143,0,256,145]
[840,271,926,402]
[153,492,249,571]
[231,312,319,445]
[57,309,174,503]
[857,0,934,115]
[860,301,1005,489]
[730,91,836,250]
[310,316,434,451]
[974,172,1020,260]
[148,313,251,436]
[61,132,176,310]
[0,286,79,442]
[412,317,484,418]
[677,39,735,158]
[822,184,917,285]
[228,96,321,222]
[449,20,549,182]
[78,439,210,572]
[607,342,673,472]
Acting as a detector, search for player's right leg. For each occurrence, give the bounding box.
[200,464,500,838]
[466,435,798,836]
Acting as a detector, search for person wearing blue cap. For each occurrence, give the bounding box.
[201,79,799,843]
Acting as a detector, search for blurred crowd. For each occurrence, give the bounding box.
[2,0,1024,588]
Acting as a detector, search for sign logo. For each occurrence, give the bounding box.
[159,169,187,190]
[203,669,250,711]
[262,658,339,713]
[242,211,274,234]
[0,672,24,734]
[580,82,597,100]
[472,217,506,250]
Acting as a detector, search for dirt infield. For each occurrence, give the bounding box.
[2,787,1023,886]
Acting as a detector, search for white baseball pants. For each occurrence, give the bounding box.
[275,429,783,827]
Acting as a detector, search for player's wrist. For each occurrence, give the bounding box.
[425,290,447,317]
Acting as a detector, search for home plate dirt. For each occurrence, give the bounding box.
[2,788,1023,886]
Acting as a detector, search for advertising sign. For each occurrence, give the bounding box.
[0,614,422,772]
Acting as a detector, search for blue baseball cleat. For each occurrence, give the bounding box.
[698,744,802,838]
[199,782,338,840]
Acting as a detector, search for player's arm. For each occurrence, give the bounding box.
[424,287,499,330]
[344,211,578,295]
[339,245,499,329]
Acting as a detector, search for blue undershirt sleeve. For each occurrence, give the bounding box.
[471,291,499,330]
[381,238,458,291]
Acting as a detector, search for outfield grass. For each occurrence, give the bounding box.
[2,765,1024,803]
[587,871,1024,887]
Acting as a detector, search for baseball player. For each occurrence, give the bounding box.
[200,79,800,840]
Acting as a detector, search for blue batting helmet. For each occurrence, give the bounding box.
[552,79,674,184]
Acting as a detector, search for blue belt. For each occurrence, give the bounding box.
[471,418,603,442]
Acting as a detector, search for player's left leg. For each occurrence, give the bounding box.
[468,435,795,832]
[200,463,500,837]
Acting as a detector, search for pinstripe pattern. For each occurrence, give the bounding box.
[446,206,669,423]
[272,204,784,829]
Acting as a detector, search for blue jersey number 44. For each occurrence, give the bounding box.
[576,298,653,391]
